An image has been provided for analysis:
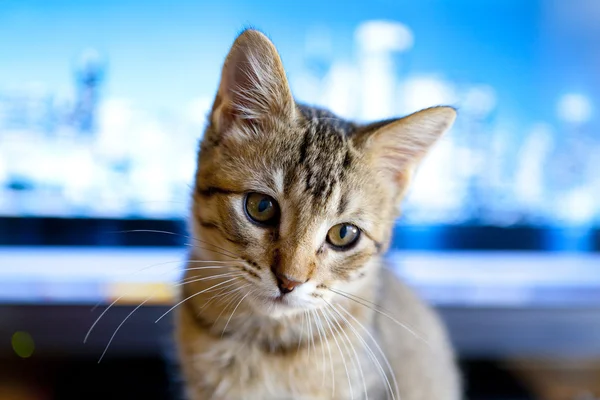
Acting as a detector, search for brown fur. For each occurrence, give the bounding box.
[176,29,461,399]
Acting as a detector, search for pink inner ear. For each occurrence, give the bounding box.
[224,50,262,110]
[212,48,267,134]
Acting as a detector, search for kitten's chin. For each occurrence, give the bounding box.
[248,294,309,319]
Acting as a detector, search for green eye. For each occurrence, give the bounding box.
[245,193,279,225]
[327,223,360,249]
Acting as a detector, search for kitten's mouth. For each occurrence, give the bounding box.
[268,294,301,309]
[272,294,290,304]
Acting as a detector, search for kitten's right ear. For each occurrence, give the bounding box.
[210,29,295,140]
[356,106,456,200]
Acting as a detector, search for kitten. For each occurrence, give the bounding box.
[175,29,461,400]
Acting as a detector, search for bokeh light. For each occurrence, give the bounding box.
[557,93,593,124]
[11,331,35,359]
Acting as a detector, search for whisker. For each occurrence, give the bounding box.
[115,229,241,260]
[211,287,248,330]
[187,260,242,266]
[329,315,387,400]
[204,283,251,312]
[310,308,328,388]
[91,274,237,359]
[319,307,353,400]
[324,304,368,400]
[121,229,240,258]
[180,266,240,279]
[316,308,335,396]
[298,311,306,352]
[329,288,430,347]
[88,258,187,313]
[83,266,241,343]
[200,280,244,299]
[323,305,364,400]
[221,290,253,337]
[85,295,126,343]
[337,304,400,400]
[136,255,239,276]
[155,278,240,323]
[97,297,153,363]
[174,272,243,288]
[307,306,315,360]
[186,243,243,260]
[331,288,397,316]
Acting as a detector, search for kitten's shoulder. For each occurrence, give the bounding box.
[376,265,462,399]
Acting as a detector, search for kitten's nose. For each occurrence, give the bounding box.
[275,273,303,294]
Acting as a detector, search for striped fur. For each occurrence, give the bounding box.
[176,29,461,400]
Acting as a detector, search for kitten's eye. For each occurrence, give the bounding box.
[327,223,360,249]
[244,193,279,225]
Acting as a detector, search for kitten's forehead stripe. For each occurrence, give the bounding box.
[337,193,349,216]
[293,104,356,210]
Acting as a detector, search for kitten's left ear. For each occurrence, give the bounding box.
[210,29,295,138]
[358,106,456,194]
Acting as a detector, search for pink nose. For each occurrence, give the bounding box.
[275,273,303,294]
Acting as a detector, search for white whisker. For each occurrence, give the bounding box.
[330,288,430,347]
[298,311,306,352]
[155,278,240,323]
[310,308,328,388]
[316,308,335,396]
[212,287,249,330]
[118,229,242,259]
[204,283,251,312]
[337,304,400,400]
[177,271,242,286]
[307,307,315,360]
[86,263,239,336]
[324,304,368,400]
[221,290,254,337]
[97,296,152,363]
[319,307,353,400]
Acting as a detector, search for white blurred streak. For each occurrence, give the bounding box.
[403,133,465,224]
[355,20,413,121]
[321,62,360,119]
[399,75,457,115]
[514,123,553,212]
[95,98,135,160]
[557,93,593,124]
[185,96,212,128]
[355,21,414,54]
[290,73,322,107]
[560,189,597,225]
[462,85,497,118]
[1,17,597,226]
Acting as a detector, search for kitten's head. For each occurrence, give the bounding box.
[191,29,455,317]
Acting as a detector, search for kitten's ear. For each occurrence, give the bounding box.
[358,106,456,195]
[210,29,295,138]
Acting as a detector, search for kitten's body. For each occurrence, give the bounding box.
[177,265,459,399]
[176,29,461,400]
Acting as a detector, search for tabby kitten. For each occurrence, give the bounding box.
[175,29,461,400]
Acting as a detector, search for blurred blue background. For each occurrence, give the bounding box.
[1,0,598,226]
[1,1,600,399]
